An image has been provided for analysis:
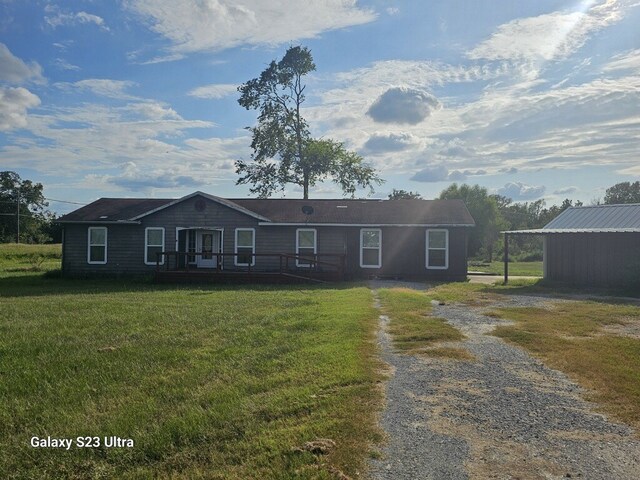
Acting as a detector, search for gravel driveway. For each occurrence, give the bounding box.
[369,287,640,479]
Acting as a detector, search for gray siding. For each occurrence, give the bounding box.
[545,232,640,286]
[62,223,149,275]
[62,194,469,280]
[62,195,260,275]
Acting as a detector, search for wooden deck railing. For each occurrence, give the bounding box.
[155,251,346,281]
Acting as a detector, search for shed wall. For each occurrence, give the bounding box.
[545,232,640,286]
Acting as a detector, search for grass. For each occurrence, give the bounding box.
[0,243,61,274]
[377,288,466,357]
[490,301,640,430]
[0,246,383,478]
[468,260,543,276]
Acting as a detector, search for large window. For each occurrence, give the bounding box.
[235,228,255,266]
[87,227,107,264]
[426,229,448,269]
[360,229,381,268]
[145,227,165,265]
[296,229,317,267]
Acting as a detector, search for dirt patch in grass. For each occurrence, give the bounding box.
[491,301,640,431]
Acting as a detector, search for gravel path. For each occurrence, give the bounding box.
[369,288,640,480]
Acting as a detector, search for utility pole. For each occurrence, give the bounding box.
[16,185,20,244]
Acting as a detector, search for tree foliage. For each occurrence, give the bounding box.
[604,181,640,204]
[439,184,506,261]
[0,171,56,243]
[438,181,635,262]
[388,189,422,200]
[237,46,382,198]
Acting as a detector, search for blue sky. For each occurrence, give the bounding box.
[1,0,639,214]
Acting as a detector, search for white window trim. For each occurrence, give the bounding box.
[296,228,317,267]
[234,228,255,266]
[426,229,449,270]
[87,226,107,265]
[360,228,382,268]
[144,227,165,265]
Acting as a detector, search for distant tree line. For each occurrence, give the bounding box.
[433,181,640,262]
[0,171,60,244]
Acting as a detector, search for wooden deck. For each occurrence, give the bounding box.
[154,251,345,284]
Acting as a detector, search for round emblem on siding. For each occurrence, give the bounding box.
[195,199,206,211]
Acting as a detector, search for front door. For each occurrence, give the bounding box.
[197,231,220,268]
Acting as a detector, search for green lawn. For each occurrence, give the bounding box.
[0,245,382,478]
[468,260,543,276]
[0,243,61,276]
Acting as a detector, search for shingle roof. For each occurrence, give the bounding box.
[57,192,475,226]
[57,198,172,223]
[232,198,475,225]
[504,204,640,234]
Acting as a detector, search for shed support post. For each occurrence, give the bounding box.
[504,233,509,284]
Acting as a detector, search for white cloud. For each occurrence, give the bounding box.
[126,0,376,53]
[125,102,182,120]
[93,162,208,191]
[0,43,44,84]
[467,0,624,62]
[52,58,80,71]
[0,87,40,130]
[498,182,546,200]
[362,132,421,153]
[602,48,640,73]
[55,79,139,100]
[553,186,578,195]
[1,100,214,174]
[367,87,440,125]
[45,6,110,31]
[410,165,450,183]
[188,83,237,99]
[438,138,475,158]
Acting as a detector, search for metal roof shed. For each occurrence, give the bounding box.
[501,204,640,286]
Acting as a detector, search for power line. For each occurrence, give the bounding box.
[1,198,87,205]
[44,198,87,206]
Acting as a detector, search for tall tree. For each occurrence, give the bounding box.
[388,189,422,200]
[439,183,505,261]
[0,171,52,243]
[237,46,382,198]
[604,181,640,204]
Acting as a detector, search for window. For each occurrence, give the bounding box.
[296,229,317,267]
[235,228,255,266]
[360,229,381,268]
[145,227,165,265]
[426,229,448,269]
[87,227,107,264]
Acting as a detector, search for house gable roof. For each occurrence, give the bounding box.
[56,197,172,223]
[128,191,271,222]
[232,198,475,226]
[57,193,475,226]
[504,203,640,234]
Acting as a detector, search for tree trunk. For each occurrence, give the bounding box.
[303,171,309,199]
